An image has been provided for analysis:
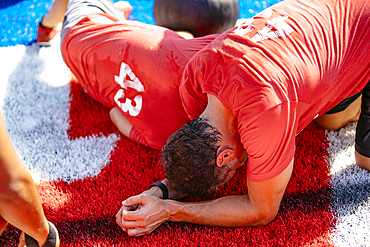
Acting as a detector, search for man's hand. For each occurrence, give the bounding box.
[115,194,170,236]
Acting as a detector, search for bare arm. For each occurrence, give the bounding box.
[110,107,133,138]
[0,111,51,246]
[116,159,293,236]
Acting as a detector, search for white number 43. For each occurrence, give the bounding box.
[114,62,144,117]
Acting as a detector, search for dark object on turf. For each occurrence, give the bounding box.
[153,0,240,37]
[25,221,58,247]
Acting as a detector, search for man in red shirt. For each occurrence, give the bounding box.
[116,0,370,236]
[45,0,359,150]
[46,0,219,149]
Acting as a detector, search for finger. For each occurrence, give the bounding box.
[120,209,146,221]
[120,219,141,229]
[115,207,123,220]
[115,213,128,232]
[122,195,148,207]
[115,207,128,229]
[116,207,143,228]
[115,209,123,228]
[127,227,150,237]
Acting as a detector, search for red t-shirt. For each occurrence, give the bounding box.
[180,0,370,181]
[62,13,219,149]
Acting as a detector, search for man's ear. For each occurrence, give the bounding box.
[216,149,235,168]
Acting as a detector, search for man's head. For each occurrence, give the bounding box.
[162,117,244,198]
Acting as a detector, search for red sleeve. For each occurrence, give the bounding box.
[129,127,150,147]
[239,102,298,182]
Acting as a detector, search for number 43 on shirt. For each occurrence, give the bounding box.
[114,62,144,117]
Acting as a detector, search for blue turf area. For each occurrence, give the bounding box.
[0,0,281,47]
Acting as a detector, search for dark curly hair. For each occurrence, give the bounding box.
[161,118,232,199]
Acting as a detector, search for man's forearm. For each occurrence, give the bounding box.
[165,194,269,227]
[164,162,294,228]
[139,181,275,227]
[118,187,279,237]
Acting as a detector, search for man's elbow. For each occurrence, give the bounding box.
[255,211,278,225]
[250,204,279,226]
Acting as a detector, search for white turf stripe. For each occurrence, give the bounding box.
[0,38,119,183]
[327,122,370,246]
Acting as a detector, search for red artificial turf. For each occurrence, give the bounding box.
[0,80,336,246]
